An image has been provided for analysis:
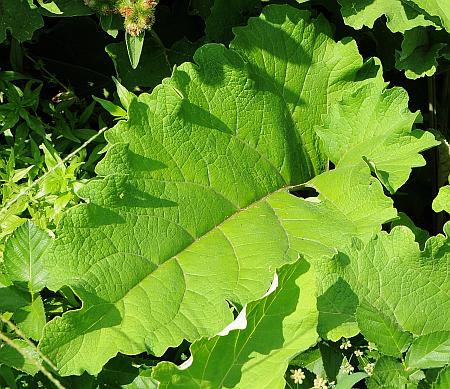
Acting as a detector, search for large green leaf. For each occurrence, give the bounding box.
[411,0,450,32]
[319,225,450,354]
[0,0,44,43]
[337,0,436,32]
[153,259,318,389]
[38,5,429,376]
[406,331,450,369]
[231,10,386,175]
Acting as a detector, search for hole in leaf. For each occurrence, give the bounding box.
[291,186,319,199]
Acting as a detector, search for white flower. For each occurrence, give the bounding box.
[340,339,352,350]
[290,368,306,384]
[343,361,354,374]
[354,349,363,357]
[312,376,328,389]
[367,342,377,351]
[364,362,375,376]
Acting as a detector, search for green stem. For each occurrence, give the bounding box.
[429,76,444,234]
[0,331,65,389]
[0,314,57,372]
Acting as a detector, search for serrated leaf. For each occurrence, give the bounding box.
[406,331,450,369]
[39,5,427,376]
[319,226,450,356]
[366,357,411,389]
[0,0,44,43]
[316,83,438,193]
[153,259,318,389]
[357,302,412,357]
[3,221,51,294]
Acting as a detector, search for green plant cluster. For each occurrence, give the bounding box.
[0,1,449,389]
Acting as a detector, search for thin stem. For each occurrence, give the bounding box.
[440,72,450,138]
[0,332,65,389]
[149,30,172,72]
[429,76,443,234]
[0,314,57,371]
[24,53,70,92]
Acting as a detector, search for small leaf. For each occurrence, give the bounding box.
[13,294,46,340]
[335,372,368,389]
[112,77,135,111]
[316,83,438,193]
[3,221,51,294]
[99,14,121,37]
[395,27,445,79]
[38,0,92,17]
[406,331,450,369]
[92,96,127,118]
[126,31,145,69]
[433,176,450,214]
[37,0,62,14]
[11,166,34,183]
